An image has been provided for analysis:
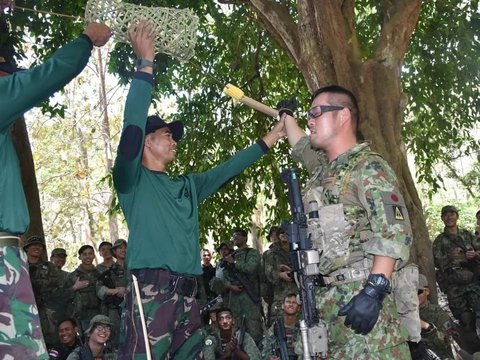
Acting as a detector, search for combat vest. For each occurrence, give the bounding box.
[303,145,379,274]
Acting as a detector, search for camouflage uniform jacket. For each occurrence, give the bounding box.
[203,327,261,360]
[224,247,261,302]
[432,227,480,284]
[291,138,412,356]
[28,260,63,309]
[419,300,455,359]
[96,263,128,303]
[65,343,116,360]
[64,265,101,320]
[264,243,298,304]
[260,321,299,360]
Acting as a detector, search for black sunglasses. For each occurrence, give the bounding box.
[307,105,345,119]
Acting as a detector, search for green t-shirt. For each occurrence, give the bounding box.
[0,35,92,234]
[113,76,267,275]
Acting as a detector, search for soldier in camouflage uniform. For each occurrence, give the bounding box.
[49,248,71,327]
[24,236,64,348]
[432,205,480,335]
[203,307,261,360]
[96,241,114,275]
[220,229,264,344]
[0,23,110,359]
[97,239,128,348]
[283,85,412,358]
[261,293,300,360]
[264,230,298,326]
[64,245,101,334]
[261,226,280,325]
[66,315,116,360]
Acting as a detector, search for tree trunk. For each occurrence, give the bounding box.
[246,0,436,299]
[10,118,45,247]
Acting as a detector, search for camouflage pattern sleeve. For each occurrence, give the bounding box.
[291,136,324,176]
[260,324,277,359]
[432,234,450,271]
[242,332,262,360]
[264,250,281,285]
[354,155,412,265]
[235,249,261,276]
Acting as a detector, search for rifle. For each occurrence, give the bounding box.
[98,266,123,308]
[232,315,246,360]
[274,317,290,360]
[281,168,328,360]
[200,294,223,315]
[222,260,260,303]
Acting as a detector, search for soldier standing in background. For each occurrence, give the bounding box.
[48,248,71,327]
[50,248,68,270]
[261,226,280,326]
[25,236,63,348]
[264,230,298,326]
[96,241,114,274]
[222,229,264,344]
[432,205,480,337]
[64,245,101,334]
[97,239,128,348]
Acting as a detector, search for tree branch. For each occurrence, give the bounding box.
[375,0,422,64]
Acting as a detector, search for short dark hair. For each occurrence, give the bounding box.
[476,210,480,218]
[310,85,359,128]
[215,307,233,318]
[232,228,247,237]
[78,245,94,256]
[98,241,112,251]
[283,293,298,302]
[267,226,279,241]
[57,317,77,329]
[217,242,232,253]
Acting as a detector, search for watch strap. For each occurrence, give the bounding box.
[136,58,155,70]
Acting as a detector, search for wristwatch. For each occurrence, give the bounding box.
[136,58,155,70]
[367,273,392,293]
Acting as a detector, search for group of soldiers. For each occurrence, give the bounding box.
[23,236,128,359]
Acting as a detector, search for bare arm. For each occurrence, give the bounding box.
[370,255,396,279]
[283,113,306,148]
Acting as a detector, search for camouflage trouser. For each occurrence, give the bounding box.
[310,280,411,359]
[118,269,204,360]
[392,263,421,342]
[0,242,48,359]
[226,290,263,344]
[446,284,480,331]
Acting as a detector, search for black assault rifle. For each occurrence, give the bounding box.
[274,317,290,360]
[281,168,328,359]
[232,315,246,360]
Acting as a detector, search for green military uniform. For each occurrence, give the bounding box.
[432,226,480,329]
[263,243,298,326]
[96,262,128,348]
[261,320,299,359]
[222,247,263,343]
[292,138,411,359]
[261,245,275,325]
[64,265,101,333]
[203,327,261,360]
[28,259,63,348]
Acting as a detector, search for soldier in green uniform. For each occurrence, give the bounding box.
[432,205,480,336]
[50,248,68,270]
[24,236,63,348]
[96,241,114,274]
[97,239,128,348]
[220,229,264,344]
[261,293,300,360]
[283,85,412,358]
[48,248,71,327]
[64,245,101,334]
[264,230,298,326]
[203,307,261,360]
[261,226,280,325]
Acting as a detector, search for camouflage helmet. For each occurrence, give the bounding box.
[23,235,45,251]
[85,314,112,335]
[111,239,127,258]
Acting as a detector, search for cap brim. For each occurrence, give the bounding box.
[166,121,184,142]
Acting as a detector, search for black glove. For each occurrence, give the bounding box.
[337,274,390,335]
[276,98,298,117]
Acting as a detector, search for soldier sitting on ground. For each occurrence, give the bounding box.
[48,318,82,360]
[261,293,300,360]
[203,307,261,360]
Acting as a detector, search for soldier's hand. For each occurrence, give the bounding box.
[73,277,89,291]
[83,23,112,47]
[451,247,462,257]
[279,271,293,282]
[116,287,126,297]
[229,284,243,293]
[338,280,388,335]
[466,249,477,260]
[106,288,120,296]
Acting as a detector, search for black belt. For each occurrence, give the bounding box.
[0,232,20,247]
[133,268,198,298]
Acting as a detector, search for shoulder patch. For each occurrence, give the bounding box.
[381,191,408,225]
[204,338,213,346]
